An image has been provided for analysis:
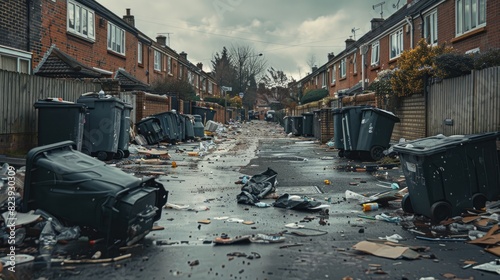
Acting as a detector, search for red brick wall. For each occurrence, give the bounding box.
[38,1,139,79]
[438,0,500,53]
[134,92,170,121]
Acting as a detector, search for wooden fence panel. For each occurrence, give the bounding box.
[473,67,500,133]
[427,67,500,136]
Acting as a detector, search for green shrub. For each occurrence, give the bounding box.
[300,89,328,105]
[204,97,225,106]
[473,48,500,70]
[434,53,474,79]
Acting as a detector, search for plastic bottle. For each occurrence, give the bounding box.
[39,217,57,269]
[362,203,379,211]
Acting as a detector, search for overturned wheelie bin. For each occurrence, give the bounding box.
[23,141,169,246]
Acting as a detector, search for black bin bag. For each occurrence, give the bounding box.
[23,141,168,246]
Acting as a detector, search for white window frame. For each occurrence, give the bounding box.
[331,65,336,84]
[424,10,438,45]
[322,72,327,88]
[137,42,143,64]
[208,82,213,94]
[390,29,403,60]
[67,0,95,41]
[456,0,486,36]
[0,46,32,74]
[167,56,172,74]
[179,65,183,79]
[107,22,125,55]
[371,41,380,66]
[154,50,161,71]
[340,58,346,78]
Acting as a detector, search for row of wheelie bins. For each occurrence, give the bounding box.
[283,113,315,137]
[333,106,400,161]
[136,111,202,145]
[34,94,133,161]
[393,132,500,222]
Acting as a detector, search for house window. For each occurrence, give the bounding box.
[179,65,183,79]
[188,72,194,85]
[353,53,357,74]
[154,50,161,71]
[456,0,486,36]
[209,82,213,94]
[315,76,318,86]
[138,42,143,64]
[67,0,95,41]
[167,57,172,74]
[322,72,327,88]
[202,78,207,92]
[340,58,346,78]
[107,22,125,55]
[390,29,403,59]
[0,47,31,74]
[424,10,438,45]
[331,65,336,84]
[371,41,380,66]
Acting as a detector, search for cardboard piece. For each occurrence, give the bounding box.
[352,241,412,260]
[468,224,500,245]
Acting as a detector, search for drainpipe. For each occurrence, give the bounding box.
[26,0,31,51]
[360,44,369,90]
[405,15,414,49]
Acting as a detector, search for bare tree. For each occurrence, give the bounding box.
[229,44,266,94]
[306,53,317,70]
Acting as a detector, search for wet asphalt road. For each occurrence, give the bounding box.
[10,120,499,279]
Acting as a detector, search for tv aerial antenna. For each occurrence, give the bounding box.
[351,27,360,40]
[373,1,386,18]
[393,0,401,9]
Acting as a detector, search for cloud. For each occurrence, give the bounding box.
[96,0,399,80]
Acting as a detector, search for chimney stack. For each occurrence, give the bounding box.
[156,35,167,46]
[327,52,335,61]
[196,62,203,70]
[123,8,135,27]
[180,52,187,60]
[371,18,384,31]
[345,38,355,49]
[312,65,318,72]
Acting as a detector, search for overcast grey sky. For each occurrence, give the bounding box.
[96,0,401,80]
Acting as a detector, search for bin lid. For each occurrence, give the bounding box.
[392,133,499,156]
[136,116,161,125]
[301,112,313,116]
[34,99,86,109]
[361,107,400,122]
[77,96,125,109]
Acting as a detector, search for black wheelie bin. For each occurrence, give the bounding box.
[77,94,124,161]
[357,107,400,161]
[136,117,166,145]
[116,103,133,159]
[34,99,86,151]
[23,141,169,246]
[394,132,500,222]
[302,112,314,137]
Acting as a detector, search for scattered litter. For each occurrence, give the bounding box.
[285,223,305,229]
[352,241,419,260]
[242,221,255,225]
[378,234,404,243]
[250,234,286,243]
[375,213,401,223]
[214,235,252,245]
[213,216,229,220]
[226,218,244,223]
[473,259,500,274]
[198,219,211,224]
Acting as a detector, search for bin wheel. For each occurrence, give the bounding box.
[97,151,110,161]
[370,146,385,161]
[114,150,125,160]
[343,150,351,158]
[430,201,452,223]
[472,193,488,210]
[401,194,414,213]
[123,150,130,158]
[338,150,344,157]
